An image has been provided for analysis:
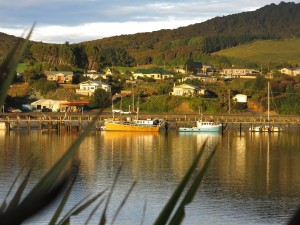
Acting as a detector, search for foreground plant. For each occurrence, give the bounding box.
[0,22,223,225]
[2,26,300,225]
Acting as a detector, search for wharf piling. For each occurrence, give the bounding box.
[0,113,300,132]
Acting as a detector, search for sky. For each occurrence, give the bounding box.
[0,0,293,44]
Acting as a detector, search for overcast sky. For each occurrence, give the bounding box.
[0,0,293,44]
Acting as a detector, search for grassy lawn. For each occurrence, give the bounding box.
[213,38,300,66]
[16,63,28,73]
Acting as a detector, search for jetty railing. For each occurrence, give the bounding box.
[0,112,299,131]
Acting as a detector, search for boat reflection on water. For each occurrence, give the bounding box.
[178,131,220,149]
[99,131,160,149]
[100,131,159,139]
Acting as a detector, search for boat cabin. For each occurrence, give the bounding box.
[135,118,160,126]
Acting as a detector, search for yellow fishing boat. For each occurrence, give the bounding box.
[102,117,165,132]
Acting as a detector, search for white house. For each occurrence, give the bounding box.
[280,67,300,76]
[183,75,217,83]
[106,68,113,75]
[31,99,69,112]
[232,94,248,103]
[83,70,107,80]
[174,67,186,74]
[170,84,206,97]
[220,69,260,79]
[133,72,174,80]
[76,80,111,96]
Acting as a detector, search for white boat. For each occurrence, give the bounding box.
[179,120,222,132]
[249,82,282,132]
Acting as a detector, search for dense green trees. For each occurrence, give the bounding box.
[89,89,111,108]
[31,78,58,95]
[28,42,135,71]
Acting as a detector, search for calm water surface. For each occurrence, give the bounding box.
[0,129,300,225]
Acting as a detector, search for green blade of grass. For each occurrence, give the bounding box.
[6,169,32,212]
[153,140,207,225]
[1,154,34,213]
[99,166,122,225]
[111,181,136,225]
[0,110,103,224]
[0,174,68,224]
[19,109,103,210]
[1,166,25,212]
[48,165,79,225]
[57,194,93,225]
[57,192,105,225]
[84,197,106,225]
[168,146,217,225]
[140,200,147,225]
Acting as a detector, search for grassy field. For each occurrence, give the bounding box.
[213,38,300,66]
[16,63,28,73]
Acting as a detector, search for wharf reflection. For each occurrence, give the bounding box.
[208,131,300,199]
[92,131,220,184]
[2,130,300,199]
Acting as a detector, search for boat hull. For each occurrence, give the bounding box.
[178,126,221,132]
[104,122,160,132]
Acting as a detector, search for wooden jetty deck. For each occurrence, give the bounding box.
[0,112,299,132]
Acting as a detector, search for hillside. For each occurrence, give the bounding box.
[213,38,300,66]
[0,2,300,69]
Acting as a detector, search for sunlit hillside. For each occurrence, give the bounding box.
[213,38,300,67]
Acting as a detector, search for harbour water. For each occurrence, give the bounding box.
[0,129,300,225]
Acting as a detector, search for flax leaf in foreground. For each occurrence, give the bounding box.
[168,146,217,225]
[49,165,79,225]
[153,140,208,225]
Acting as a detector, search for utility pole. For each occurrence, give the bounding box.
[132,83,135,112]
[228,88,231,115]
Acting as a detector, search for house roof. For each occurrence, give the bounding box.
[174,84,200,90]
[80,80,110,86]
[31,99,68,105]
[44,71,73,76]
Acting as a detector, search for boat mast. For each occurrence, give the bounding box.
[137,94,139,120]
[267,81,270,121]
[112,95,114,119]
[120,96,123,112]
[132,83,135,113]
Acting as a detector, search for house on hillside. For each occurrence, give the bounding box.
[170,84,206,97]
[83,70,107,80]
[174,67,186,74]
[45,71,74,83]
[106,68,113,75]
[220,69,260,79]
[133,69,174,80]
[183,75,217,83]
[76,80,111,96]
[280,67,300,76]
[232,94,248,103]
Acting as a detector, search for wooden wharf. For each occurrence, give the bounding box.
[0,112,299,132]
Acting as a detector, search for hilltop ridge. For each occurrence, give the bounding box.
[0,2,299,68]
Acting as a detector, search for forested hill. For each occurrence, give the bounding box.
[84,1,300,66]
[0,1,300,70]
